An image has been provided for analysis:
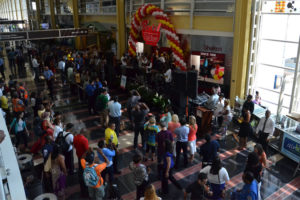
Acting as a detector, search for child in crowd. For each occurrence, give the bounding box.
[144,117,160,161]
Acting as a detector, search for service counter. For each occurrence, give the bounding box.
[250,104,300,176]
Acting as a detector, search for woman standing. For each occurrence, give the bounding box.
[9,112,29,148]
[254,144,267,169]
[200,157,230,199]
[238,110,252,150]
[51,144,67,200]
[161,139,182,194]
[140,184,161,200]
[168,114,181,157]
[188,116,198,163]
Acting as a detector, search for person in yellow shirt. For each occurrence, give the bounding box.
[1,94,10,123]
[105,122,121,174]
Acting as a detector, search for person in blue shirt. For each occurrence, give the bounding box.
[199,134,220,168]
[231,171,258,200]
[43,66,54,99]
[94,77,103,89]
[96,140,116,183]
[85,80,96,114]
[174,118,190,169]
[108,96,122,136]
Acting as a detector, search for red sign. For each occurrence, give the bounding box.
[142,20,161,46]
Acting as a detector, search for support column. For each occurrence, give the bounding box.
[49,0,56,28]
[116,0,125,59]
[72,0,81,49]
[230,0,252,105]
[36,0,41,29]
[14,0,19,19]
[9,0,14,20]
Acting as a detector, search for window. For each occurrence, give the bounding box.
[252,0,300,115]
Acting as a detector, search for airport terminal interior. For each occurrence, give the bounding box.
[0,0,300,200]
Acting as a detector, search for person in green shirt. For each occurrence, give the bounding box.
[96,88,109,127]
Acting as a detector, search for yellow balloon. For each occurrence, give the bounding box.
[213,75,218,80]
[219,71,224,76]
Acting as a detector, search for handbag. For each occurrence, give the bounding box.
[44,154,52,172]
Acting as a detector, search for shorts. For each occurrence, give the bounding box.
[146,144,156,154]
[88,185,105,200]
[188,140,197,155]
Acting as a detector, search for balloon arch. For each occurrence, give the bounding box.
[128,4,187,70]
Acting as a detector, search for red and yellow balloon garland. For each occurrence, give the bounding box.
[128,4,187,70]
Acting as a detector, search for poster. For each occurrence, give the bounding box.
[192,52,225,84]
[281,133,300,162]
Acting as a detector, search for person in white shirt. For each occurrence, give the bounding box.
[32,57,40,81]
[58,59,66,85]
[164,66,172,84]
[53,118,63,140]
[159,54,165,63]
[205,86,220,110]
[214,93,224,127]
[200,157,229,199]
[63,123,75,174]
[121,53,127,67]
[256,110,275,154]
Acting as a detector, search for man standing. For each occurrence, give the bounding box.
[174,118,190,169]
[132,102,149,150]
[43,66,54,99]
[32,56,40,81]
[58,58,66,85]
[85,80,96,115]
[105,122,121,174]
[96,88,109,127]
[199,134,220,168]
[73,128,89,197]
[108,96,122,137]
[62,123,75,174]
[126,90,141,125]
[0,56,5,79]
[7,49,17,77]
[256,110,275,155]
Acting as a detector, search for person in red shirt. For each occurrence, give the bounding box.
[73,128,89,198]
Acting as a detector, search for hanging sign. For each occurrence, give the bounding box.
[120,75,127,89]
[141,20,161,46]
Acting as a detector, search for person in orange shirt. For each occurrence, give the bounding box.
[254,144,267,169]
[81,149,109,199]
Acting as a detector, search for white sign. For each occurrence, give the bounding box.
[120,75,127,89]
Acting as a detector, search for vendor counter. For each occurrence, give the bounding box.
[250,104,300,176]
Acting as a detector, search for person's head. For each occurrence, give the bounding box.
[39,104,45,110]
[247,152,259,167]
[19,82,24,87]
[179,117,187,126]
[12,92,18,99]
[219,93,224,100]
[189,115,196,126]
[198,173,208,185]
[171,114,179,123]
[132,153,142,164]
[254,144,264,156]
[53,118,61,125]
[85,151,95,164]
[108,122,116,130]
[164,139,173,153]
[98,140,105,149]
[44,135,52,144]
[144,184,159,200]
[44,66,49,71]
[224,99,230,107]
[243,171,254,184]
[160,121,167,129]
[205,134,211,143]
[112,96,118,102]
[42,111,50,120]
[65,123,74,132]
[80,128,87,136]
[101,88,107,95]
[149,117,156,125]
[265,110,271,119]
[17,112,24,119]
[256,91,259,96]
[9,75,13,80]
[51,144,60,160]
[89,79,94,85]
[30,92,36,99]
[210,157,222,175]
[247,95,253,102]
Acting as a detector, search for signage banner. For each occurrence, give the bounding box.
[60,29,89,37]
[28,30,60,40]
[142,20,161,46]
[0,32,27,41]
[281,133,300,162]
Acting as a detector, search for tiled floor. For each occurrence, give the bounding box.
[1,55,300,200]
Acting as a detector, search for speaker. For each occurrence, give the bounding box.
[187,70,198,98]
[173,70,187,94]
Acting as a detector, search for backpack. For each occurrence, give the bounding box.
[55,132,71,153]
[33,117,45,137]
[83,164,99,187]
[144,125,157,142]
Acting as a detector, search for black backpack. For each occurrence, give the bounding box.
[33,117,46,137]
[55,132,71,153]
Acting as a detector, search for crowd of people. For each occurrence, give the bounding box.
[0,44,274,200]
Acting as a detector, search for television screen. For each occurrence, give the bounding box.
[40,23,49,30]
